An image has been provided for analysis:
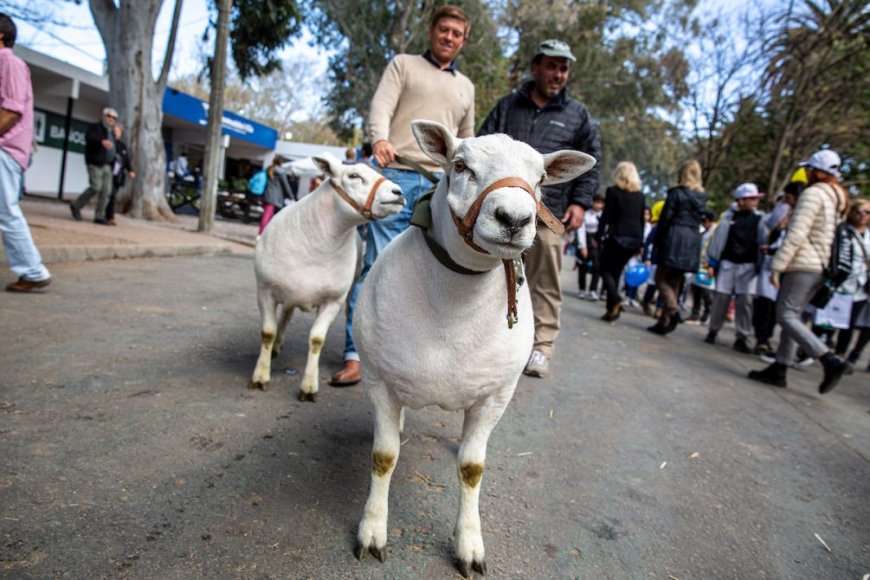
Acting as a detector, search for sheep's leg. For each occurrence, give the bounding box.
[356,387,402,563]
[298,300,341,402]
[249,292,279,390]
[272,305,294,358]
[453,397,510,577]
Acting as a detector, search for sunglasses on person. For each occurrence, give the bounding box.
[105,114,117,119]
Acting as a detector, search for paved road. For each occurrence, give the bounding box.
[1,254,868,578]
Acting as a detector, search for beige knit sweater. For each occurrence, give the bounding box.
[368,54,475,173]
[771,182,848,274]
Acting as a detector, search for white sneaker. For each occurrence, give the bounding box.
[627,299,639,309]
[587,291,599,301]
[795,355,814,367]
[759,353,777,364]
[523,349,550,378]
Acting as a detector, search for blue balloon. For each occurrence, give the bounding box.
[625,263,650,287]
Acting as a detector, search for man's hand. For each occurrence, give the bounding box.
[372,140,395,168]
[562,204,585,232]
[102,139,113,150]
[770,272,780,289]
[128,171,136,179]
[707,266,716,278]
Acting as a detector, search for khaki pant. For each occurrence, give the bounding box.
[72,164,113,221]
[524,223,563,357]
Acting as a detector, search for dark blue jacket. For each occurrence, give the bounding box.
[478,82,601,216]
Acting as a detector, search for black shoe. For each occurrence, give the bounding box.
[753,342,773,355]
[647,322,668,335]
[748,363,787,387]
[704,331,716,345]
[94,218,109,225]
[70,204,82,221]
[663,314,680,334]
[819,353,848,394]
[733,338,752,354]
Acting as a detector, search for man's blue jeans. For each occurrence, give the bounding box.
[342,167,440,361]
[0,149,50,282]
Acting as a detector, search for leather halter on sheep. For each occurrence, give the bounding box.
[353,120,594,576]
[249,154,403,401]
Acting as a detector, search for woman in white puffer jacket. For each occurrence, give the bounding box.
[749,149,851,394]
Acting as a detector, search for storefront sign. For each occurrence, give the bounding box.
[163,88,278,150]
[33,109,88,154]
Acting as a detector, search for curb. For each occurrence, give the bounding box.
[10,244,234,265]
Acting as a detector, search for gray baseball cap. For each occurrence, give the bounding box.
[534,39,576,62]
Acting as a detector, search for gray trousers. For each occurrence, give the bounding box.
[72,164,113,221]
[775,271,827,365]
[708,291,753,340]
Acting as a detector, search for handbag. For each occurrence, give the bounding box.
[809,282,835,309]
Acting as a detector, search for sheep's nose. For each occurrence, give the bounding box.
[391,187,402,197]
[495,208,532,234]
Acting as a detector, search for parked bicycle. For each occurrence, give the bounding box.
[166,173,201,214]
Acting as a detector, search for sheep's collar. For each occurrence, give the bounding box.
[411,190,525,328]
[332,177,387,220]
[449,178,566,255]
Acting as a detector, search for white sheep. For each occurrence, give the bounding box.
[353,121,595,576]
[249,154,404,401]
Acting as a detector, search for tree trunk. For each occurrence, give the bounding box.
[90,0,179,221]
[198,0,232,233]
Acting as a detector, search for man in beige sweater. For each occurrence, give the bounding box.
[749,149,851,394]
[330,5,475,387]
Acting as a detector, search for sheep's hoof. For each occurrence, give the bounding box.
[457,558,486,578]
[270,349,279,359]
[354,540,386,562]
[298,391,317,403]
[248,379,269,391]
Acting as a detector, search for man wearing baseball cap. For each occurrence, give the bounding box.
[704,183,767,353]
[749,148,851,393]
[70,106,118,225]
[478,39,601,379]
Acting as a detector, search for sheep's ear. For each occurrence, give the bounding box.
[542,151,596,185]
[411,120,458,167]
[312,153,343,179]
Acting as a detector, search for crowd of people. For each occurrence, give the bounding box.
[572,151,869,390]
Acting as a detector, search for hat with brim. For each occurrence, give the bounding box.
[733,182,764,200]
[800,149,841,179]
[534,39,576,62]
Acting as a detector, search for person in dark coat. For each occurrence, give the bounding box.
[648,159,708,335]
[598,161,646,321]
[105,122,134,226]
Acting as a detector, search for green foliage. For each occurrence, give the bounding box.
[205,0,303,81]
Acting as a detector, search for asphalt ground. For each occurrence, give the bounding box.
[1,253,868,578]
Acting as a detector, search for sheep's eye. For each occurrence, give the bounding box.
[454,160,466,173]
[348,173,362,181]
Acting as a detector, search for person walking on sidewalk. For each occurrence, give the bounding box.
[478,38,602,378]
[647,160,707,335]
[70,107,117,225]
[748,149,851,393]
[105,122,134,226]
[704,183,767,352]
[0,13,51,293]
[330,5,475,387]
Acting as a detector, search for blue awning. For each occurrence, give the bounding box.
[163,88,277,150]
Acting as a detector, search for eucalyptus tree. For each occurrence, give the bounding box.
[494,0,696,193]
[88,0,302,221]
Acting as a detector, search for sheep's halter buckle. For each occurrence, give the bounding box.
[449,177,563,329]
[333,177,387,220]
